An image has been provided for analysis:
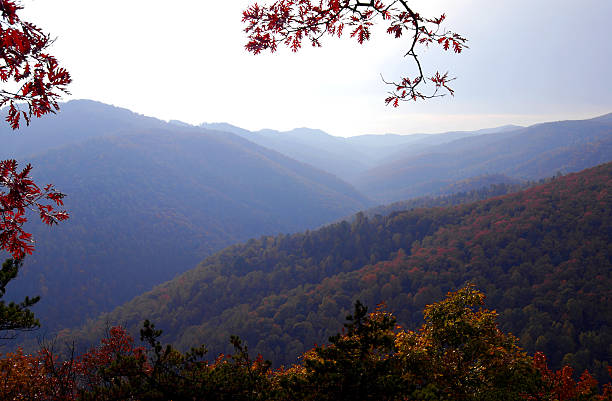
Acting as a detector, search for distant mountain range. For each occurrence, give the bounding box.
[200,122,522,183]
[202,115,612,203]
[66,162,612,381]
[1,100,371,331]
[355,115,612,202]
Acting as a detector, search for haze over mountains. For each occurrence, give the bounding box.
[1,100,371,331]
[200,122,522,183]
[2,100,611,355]
[203,115,612,203]
[357,116,612,202]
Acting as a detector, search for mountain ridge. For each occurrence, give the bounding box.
[355,116,612,202]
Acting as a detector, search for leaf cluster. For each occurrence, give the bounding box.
[242,0,466,103]
[0,160,67,258]
[0,0,71,129]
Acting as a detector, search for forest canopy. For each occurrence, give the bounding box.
[2,286,611,400]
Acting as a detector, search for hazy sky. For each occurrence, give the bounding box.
[21,0,612,137]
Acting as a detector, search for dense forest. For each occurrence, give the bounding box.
[67,162,612,383]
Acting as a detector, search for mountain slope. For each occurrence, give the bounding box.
[204,123,522,183]
[0,100,169,160]
[219,126,373,182]
[3,103,371,332]
[356,116,612,202]
[69,163,612,380]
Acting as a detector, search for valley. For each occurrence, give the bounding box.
[3,102,608,381]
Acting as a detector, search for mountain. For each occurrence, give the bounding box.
[355,115,612,203]
[199,122,251,137]
[378,125,523,163]
[590,112,612,124]
[0,100,169,160]
[2,101,371,332]
[216,126,373,182]
[199,116,609,205]
[201,123,522,183]
[68,162,612,380]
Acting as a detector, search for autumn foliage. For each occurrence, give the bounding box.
[0,0,71,129]
[0,160,68,258]
[533,353,612,401]
[0,0,71,259]
[1,287,610,400]
[243,0,467,104]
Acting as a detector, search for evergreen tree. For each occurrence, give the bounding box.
[0,258,39,339]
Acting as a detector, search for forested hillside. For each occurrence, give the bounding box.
[355,174,525,220]
[2,102,371,332]
[69,162,612,381]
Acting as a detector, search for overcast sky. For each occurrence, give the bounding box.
[21,0,612,137]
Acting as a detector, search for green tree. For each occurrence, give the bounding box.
[283,301,401,401]
[279,286,541,400]
[395,285,539,400]
[0,258,39,339]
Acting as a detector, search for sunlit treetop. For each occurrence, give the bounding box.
[243,0,467,106]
